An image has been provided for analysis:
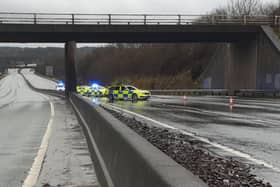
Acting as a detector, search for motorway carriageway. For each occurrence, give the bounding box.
[14,69,280,186]
[95,95,280,186]
[0,69,99,187]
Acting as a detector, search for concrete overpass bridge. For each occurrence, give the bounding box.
[0,12,279,95]
[6,64,37,69]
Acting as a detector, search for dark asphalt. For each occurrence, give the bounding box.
[97,95,280,186]
[0,69,50,187]
[0,69,99,187]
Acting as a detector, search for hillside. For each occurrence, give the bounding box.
[77,44,218,89]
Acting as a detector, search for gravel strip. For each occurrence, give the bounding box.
[103,107,272,187]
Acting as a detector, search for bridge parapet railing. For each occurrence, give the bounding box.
[0,12,278,25]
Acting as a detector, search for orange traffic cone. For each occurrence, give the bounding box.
[229,96,234,106]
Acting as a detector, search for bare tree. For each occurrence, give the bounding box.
[211,0,279,16]
[259,2,278,15]
[227,0,260,15]
[212,7,228,15]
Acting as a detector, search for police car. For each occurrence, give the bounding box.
[56,81,65,92]
[105,85,151,101]
[76,85,92,96]
[91,83,106,97]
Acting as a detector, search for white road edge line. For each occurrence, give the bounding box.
[22,99,55,187]
[102,103,280,173]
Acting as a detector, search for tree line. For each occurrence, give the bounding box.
[77,44,217,89]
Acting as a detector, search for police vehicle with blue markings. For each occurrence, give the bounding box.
[90,83,107,97]
[56,81,65,91]
[105,85,151,102]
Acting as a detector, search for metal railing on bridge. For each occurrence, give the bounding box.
[0,12,279,25]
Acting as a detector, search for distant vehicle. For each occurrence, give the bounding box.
[76,85,92,96]
[56,81,65,91]
[91,83,106,97]
[105,85,151,101]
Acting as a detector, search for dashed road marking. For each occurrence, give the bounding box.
[102,103,280,173]
[22,99,55,187]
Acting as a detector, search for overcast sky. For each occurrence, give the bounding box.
[0,0,277,14]
[0,0,277,47]
[0,0,230,14]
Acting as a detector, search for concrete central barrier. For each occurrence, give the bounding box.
[20,71,65,98]
[70,93,208,187]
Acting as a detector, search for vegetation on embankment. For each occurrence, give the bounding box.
[111,71,199,90]
[77,44,217,89]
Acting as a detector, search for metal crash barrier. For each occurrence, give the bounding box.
[151,89,229,96]
[151,89,280,97]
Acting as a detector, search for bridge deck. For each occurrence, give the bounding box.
[0,13,278,43]
[0,24,261,43]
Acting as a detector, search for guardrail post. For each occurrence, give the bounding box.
[243,15,247,24]
[144,15,147,25]
[72,14,75,24]
[178,15,181,25]
[274,16,279,26]
[34,13,37,24]
[211,15,215,24]
[108,14,111,25]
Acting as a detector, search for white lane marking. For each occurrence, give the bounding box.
[70,99,115,187]
[102,103,176,130]
[22,100,55,187]
[102,103,280,173]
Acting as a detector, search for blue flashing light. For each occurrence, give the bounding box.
[57,81,65,86]
[89,80,101,88]
[91,83,99,88]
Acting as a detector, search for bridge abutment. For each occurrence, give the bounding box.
[225,40,258,91]
[201,26,280,92]
[65,41,77,97]
[256,26,280,90]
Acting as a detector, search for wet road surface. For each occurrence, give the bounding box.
[0,70,50,187]
[0,70,99,187]
[98,95,280,186]
[16,69,280,186]
[35,96,99,187]
[22,69,56,90]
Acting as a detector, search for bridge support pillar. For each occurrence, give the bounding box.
[65,41,77,98]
